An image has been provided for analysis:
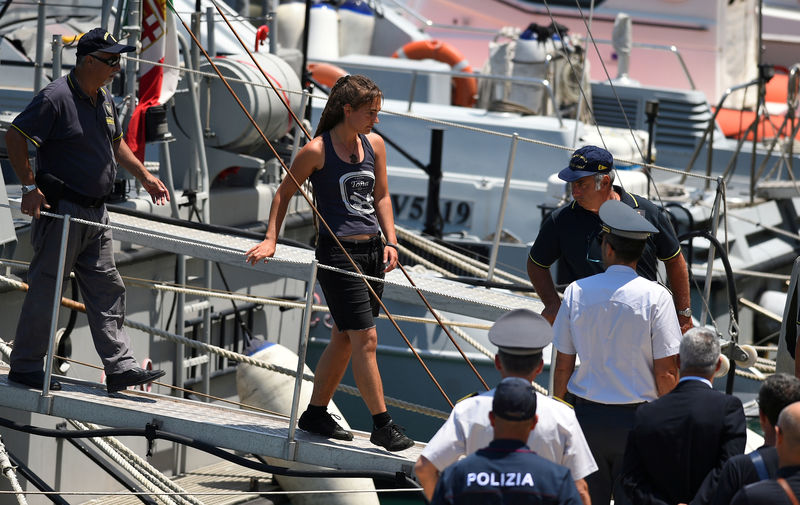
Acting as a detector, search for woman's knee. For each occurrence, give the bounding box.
[349,327,378,354]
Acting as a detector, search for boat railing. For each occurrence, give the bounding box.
[382,0,500,36]
[309,57,564,126]
[381,0,697,93]
[591,39,696,91]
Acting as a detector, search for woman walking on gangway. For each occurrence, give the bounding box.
[245,75,413,452]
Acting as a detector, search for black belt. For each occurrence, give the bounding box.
[573,396,645,409]
[61,186,107,208]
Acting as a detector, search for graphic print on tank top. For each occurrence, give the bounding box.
[339,171,375,215]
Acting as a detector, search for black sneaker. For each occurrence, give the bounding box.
[298,409,354,441]
[370,422,414,452]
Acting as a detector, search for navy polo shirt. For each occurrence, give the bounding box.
[528,186,681,284]
[11,70,122,198]
[431,439,582,504]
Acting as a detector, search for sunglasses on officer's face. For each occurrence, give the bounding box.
[90,54,121,67]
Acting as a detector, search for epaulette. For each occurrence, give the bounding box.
[456,392,479,404]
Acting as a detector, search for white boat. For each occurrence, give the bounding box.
[0,0,796,502]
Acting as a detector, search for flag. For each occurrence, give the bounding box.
[125,0,179,161]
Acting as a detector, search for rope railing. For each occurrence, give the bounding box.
[0,276,450,421]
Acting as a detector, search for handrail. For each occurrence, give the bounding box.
[679,77,761,186]
[310,58,564,127]
[591,39,695,90]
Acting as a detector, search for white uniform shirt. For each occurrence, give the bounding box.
[420,388,598,480]
[553,264,682,404]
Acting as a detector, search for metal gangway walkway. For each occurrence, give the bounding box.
[0,364,422,474]
[0,206,544,483]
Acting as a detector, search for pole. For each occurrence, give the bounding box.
[42,215,71,398]
[487,133,519,283]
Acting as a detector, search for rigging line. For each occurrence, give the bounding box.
[559,0,676,209]
[562,0,647,165]
[183,3,486,399]
[167,9,457,408]
[539,0,607,150]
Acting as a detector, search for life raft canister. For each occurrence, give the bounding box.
[392,40,478,107]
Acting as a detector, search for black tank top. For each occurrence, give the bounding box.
[310,131,380,238]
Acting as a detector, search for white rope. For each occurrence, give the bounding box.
[0,435,28,505]
[70,420,203,505]
[0,274,449,420]
[395,228,533,287]
[68,420,180,505]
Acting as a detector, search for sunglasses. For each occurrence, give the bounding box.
[90,54,121,67]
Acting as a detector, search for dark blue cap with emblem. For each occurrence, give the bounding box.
[77,28,135,56]
[599,200,659,240]
[558,145,614,182]
[493,377,538,420]
[489,309,553,356]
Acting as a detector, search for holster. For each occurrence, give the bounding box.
[34,172,64,205]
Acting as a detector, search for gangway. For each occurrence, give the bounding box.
[0,365,422,475]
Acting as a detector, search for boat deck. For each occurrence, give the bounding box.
[0,365,422,475]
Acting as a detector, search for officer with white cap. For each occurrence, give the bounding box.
[552,200,682,505]
[415,309,597,504]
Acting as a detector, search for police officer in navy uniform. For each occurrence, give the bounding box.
[431,377,583,504]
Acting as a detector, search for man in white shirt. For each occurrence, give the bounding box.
[552,200,682,505]
[415,309,597,504]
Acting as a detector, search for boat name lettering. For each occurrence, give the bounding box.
[391,194,472,226]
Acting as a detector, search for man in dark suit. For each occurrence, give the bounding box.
[621,327,747,505]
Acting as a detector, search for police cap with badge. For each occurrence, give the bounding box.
[598,199,659,240]
[489,309,553,356]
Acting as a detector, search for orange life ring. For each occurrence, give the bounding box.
[307,62,348,89]
[392,40,477,107]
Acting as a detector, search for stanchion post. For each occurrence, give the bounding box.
[42,214,71,397]
[287,259,318,458]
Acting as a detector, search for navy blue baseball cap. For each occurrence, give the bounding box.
[558,145,614,182]
[493,377,537,421]
[77,28,135,56]
[599,200,658,240]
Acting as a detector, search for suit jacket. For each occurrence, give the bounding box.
[621,379,747,505]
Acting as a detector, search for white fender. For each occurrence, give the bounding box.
[236,341,378,505]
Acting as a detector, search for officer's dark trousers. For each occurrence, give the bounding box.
[11,201,137,375]
[574,398,639,505]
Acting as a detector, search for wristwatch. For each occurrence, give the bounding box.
[677,307,692,318]
[21,184,37,195]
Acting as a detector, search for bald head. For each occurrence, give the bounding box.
[776,401,800,467]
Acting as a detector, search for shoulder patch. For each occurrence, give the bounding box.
[456,392,480,404]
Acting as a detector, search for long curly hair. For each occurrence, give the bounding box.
[314,74,383,137]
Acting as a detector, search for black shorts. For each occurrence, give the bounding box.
[316,234,385,331]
